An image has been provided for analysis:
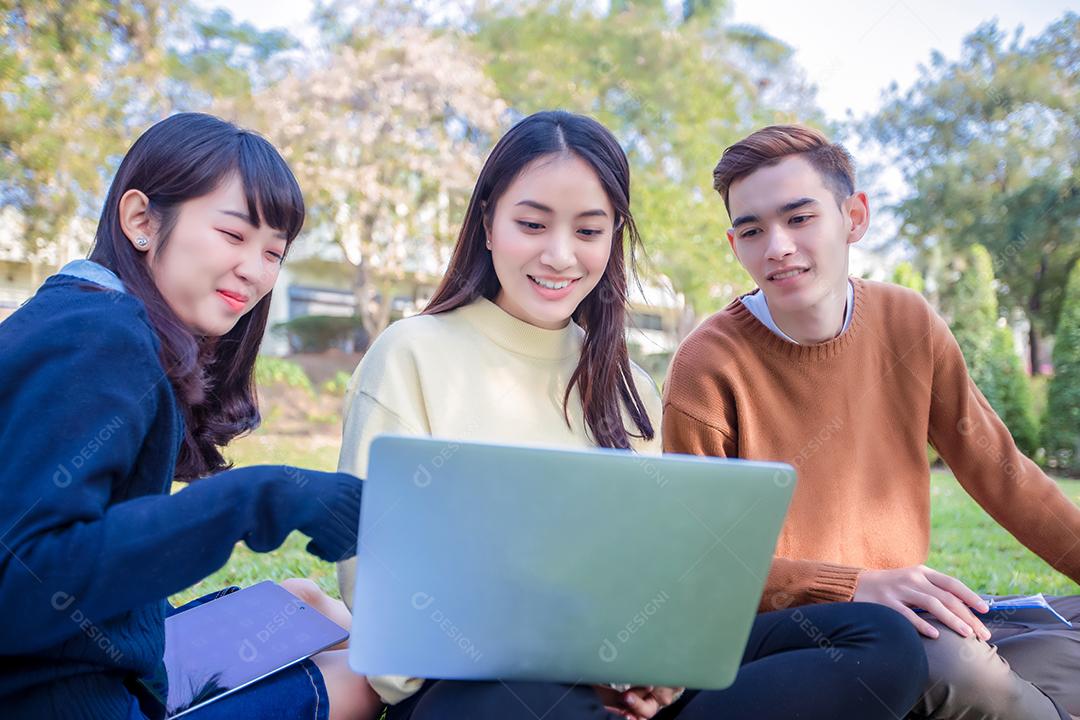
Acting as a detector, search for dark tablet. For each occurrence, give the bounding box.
[142,581,349,718]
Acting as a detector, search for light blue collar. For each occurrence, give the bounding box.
[58,259,126,293]
[740,279,854,345]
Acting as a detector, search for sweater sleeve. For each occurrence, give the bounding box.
[336,392,425,611]
[0,290,361,654]
[928,313,1080,584]
[335,329,430,706]
[661,403,861,607]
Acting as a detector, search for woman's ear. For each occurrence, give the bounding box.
[480,200,492,250]
[118,189,154,253]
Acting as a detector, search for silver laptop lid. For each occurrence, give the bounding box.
[349,435,795,689]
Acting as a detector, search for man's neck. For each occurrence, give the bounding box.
[768,280,850,345]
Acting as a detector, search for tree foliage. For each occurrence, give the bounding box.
[467,0,820,321]
[227,25,505,337]
[864,14,1080,372]
[0,1,174,256]
[944,244,1039,454]
[891,261,925,294]
[0,1,304,261]
[1045,263,1080,473]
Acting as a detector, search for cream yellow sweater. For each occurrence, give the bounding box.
[336,297,662,704]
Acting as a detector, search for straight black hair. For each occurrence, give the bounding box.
[89,112,305,480]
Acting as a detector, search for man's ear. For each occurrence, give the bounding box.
[118,189,155,253]
[726,228,739,259]
[844,191,870,246]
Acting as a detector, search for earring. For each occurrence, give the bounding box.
[135,235,149,248]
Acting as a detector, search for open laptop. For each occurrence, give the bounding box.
[348,435,795,690]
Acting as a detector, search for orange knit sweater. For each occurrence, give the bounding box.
[662,278,1080,610]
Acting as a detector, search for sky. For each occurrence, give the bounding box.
[205,0,1075,122]
[728,0,1074,121]
[203,0,1075,276]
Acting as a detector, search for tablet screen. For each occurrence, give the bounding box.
[142,581,349,718]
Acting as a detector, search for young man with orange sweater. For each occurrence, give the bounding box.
[662,124,1080,720]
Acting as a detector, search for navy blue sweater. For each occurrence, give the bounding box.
[0,269,362,719]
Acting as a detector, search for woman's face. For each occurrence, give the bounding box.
[488,153,615,330]
[138,174,288,337]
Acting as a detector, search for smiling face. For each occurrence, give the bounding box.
[125,173,288,337]
[726,155,868,319]
[487,153,615,330]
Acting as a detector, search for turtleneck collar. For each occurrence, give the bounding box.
[455,296,584,360]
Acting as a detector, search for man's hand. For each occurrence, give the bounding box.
[593,686,685,719]
[853,564,991,641]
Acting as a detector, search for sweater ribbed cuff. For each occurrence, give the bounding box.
[807,563,861,603]
[305,475,363,563]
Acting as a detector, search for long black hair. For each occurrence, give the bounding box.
[89,112,305,481]
[424,110,654,449]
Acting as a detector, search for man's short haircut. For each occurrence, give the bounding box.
[712,125,856,212]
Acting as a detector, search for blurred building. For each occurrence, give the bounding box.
[0,208,93,322]
[1,211,685,361]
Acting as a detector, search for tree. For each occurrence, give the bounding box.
[164,6,299,109]
[891,261,925,294]
[0,1,299,268]
[467,0,821,326]
[301,0,822,333]
[1045,262,1080,474]
[0,1,174,262]
[229,26,506,340]
[864,14,1080,374]
[990,323,1040,456]
[944,244,1039,454]
[946,246,1000,406]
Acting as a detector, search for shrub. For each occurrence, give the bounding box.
[254,356,313,393]
[274,315,368,353]
[946,245,1039,455]
[1044,262,1080,474]
[321,371,353,397]
[891,261,925,294]
[990,325,1040,456]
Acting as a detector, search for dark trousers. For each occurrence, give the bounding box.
[909,595,1080,720]
[389,602,928,720]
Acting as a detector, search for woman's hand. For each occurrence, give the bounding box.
[593,685,685,719]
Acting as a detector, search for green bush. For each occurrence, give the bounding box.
[1030,374,1050,425]
[1044,263,1080,474]
[274,315,367,353]
[254,356,313,393]
[891,261,925,294]
[945,245,1040,455]
[321,371,353,397]
[990,325,1040,456]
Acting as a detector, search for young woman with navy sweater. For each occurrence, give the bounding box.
[0,114,379,720]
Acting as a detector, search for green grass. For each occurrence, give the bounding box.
[169,435,1080,606]
[169,433,342,606]
[928,470,1080,595]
